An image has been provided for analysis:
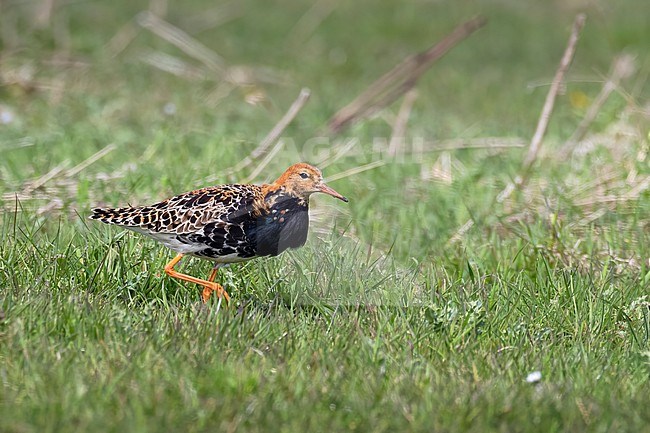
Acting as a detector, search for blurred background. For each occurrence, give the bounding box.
[1,0,648,261]
[2,3,650,430]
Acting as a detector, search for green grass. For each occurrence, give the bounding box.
[1,1,650,432]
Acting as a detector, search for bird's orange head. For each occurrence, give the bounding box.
[270,163,348,203]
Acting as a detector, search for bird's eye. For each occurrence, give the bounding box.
[299,172,309,179]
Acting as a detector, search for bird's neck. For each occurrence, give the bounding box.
[261,184,309,208]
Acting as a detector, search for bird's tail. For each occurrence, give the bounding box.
[89,207,137,226]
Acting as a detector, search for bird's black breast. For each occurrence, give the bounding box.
[244,195,309,257]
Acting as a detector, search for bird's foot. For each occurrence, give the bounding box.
[202,282,231,304]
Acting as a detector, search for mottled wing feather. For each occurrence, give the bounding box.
[90,185,265,258]
[91,185,260,232]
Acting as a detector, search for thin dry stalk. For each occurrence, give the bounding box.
[65,144,117,179]
[318,138,360,168]
[519,14,586,181]
[106,21,141,58]
[560,54,636,158]
[573,208,608,227]
[564,174,650,229]
[568,168,620,199]
[448,219,475,244]
[25,164,69,193]
[388,89,418,157]
[1,137,35,152]
[137,11,225,74]
[288,0,339,44]
[227,88,311,176]
[318,137,524,173]
[180,2,242,34]
[17,145,116,193]
[3,145,118,211]
[204,82,235,107]
[140,51,206,79]
[448,14,586,245]
[497,13,586,203]
[324,160,385,183]
[327,16,486,135]
[243,139,285,183]
[574,175,650,207]
[422,152,453,184]
[422,137,526,152]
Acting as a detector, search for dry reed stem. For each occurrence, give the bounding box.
[496,13,585,203]
[319,137,524,172]
[227,88,311,176]
[3,145,117,207]
[388,89,418,157]
[137,11,225,74]
[559,54,636,158]
[243,140,285,183]
[423,152,454,184]
[318,138,360,168]
[180,2,242,34]
[324,160,385,183]
[448,14,586,245]
[327,16,487,135]
[140,51,206,79]
[422,137,526,152]
[65,144,117,179]
[106,21,141,58]
[573,175,650,207]
[16,145,116,194]
[288,0,339,44]
[518,14,586,183]
[25,165,68,193]
[134,18,279,90]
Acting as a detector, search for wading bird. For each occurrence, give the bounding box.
[90,163,348,302]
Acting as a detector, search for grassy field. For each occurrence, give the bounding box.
[1,0,649,431]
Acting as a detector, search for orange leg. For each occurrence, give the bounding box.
[164,253,231,303]
[205,265,229,303]
[207,266,220,282]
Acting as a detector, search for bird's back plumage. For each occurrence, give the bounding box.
[90,183,310,262]
[90,185,258,233]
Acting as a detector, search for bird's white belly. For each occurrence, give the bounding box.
[127,227,252,263]
[127,228,204,254]
[189,252,252,264]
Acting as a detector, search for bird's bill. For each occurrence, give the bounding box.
[318,183,349,202]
